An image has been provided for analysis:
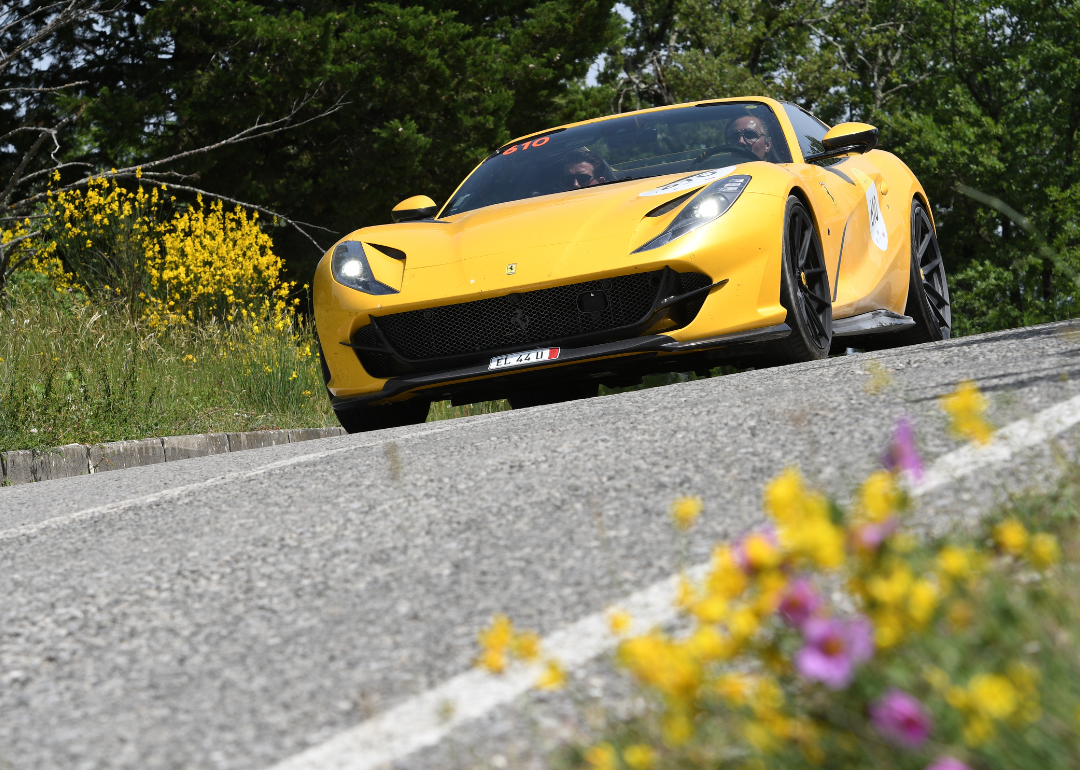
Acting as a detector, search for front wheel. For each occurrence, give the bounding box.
[764,196,833,364]
[893,199,951,344]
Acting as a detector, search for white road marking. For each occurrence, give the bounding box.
[0,413,520,542]
[911,392,1080,495]
[267,392,1080,770]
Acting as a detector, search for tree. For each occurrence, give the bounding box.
[0,0,342,296]
[32,0,616,278]
[597,0,1080,335]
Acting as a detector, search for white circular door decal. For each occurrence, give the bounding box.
[866,182,888,251]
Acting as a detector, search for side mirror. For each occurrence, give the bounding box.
[821,122,879,154]
[391,195,438,222]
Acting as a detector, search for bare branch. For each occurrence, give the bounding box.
[111,176,330,253]
[0,80,89,95]
[113,90,347,176]
[10,94,345,212]
[0,0,99,78]
[1,114,75,209]
[17,161,93,186]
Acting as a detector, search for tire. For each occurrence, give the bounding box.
[319,341,430,433]
[764,196,833,364]
[335,398,431,433]
[892,199,951,345]
[507,381,597,410]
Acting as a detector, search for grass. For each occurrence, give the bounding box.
[1,272,741,451]
[0,274,335,452]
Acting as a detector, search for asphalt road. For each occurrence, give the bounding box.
[3,321,1080,770]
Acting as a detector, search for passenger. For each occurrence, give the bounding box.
[562,148,611,189]
[726,113,780,162]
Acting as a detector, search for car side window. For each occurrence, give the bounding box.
[782,103,830,160]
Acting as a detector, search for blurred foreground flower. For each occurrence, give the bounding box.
[794,616,873,689]
[940,380,993,444]
[477,382,1078,770]
[882,417,924,480]
[926,759,971,770]
[777,578,821,629]
[670,496,703,530]
[870,688,931,747]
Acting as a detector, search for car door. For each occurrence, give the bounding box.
[779,104,899,318]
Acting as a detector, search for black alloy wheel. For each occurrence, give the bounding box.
[766,196,833,364]
[893,200,951,345]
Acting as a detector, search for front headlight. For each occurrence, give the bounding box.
[331,241,397,295]
[634,174,751,253]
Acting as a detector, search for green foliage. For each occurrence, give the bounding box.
[0,274,334,452]
[7,0,1079,337]
[600,0,1080,336]
[11,0,616,277]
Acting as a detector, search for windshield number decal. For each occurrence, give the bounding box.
[502,135,550,155]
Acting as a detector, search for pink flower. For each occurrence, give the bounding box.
[778,579,822,629]
[883,418,924,480]
[794,616,873,689]
[870,688,931,747]
[925,759,971,770]
[852,518,899,552]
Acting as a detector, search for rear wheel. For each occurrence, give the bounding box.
[893,199,951,344]
[319,342,430,433]
[765,196,833,364]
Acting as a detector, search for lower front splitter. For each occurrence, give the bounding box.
[330,322,792,411]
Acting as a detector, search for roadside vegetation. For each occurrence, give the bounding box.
[478,382,1080,769]
[0,177,335,453]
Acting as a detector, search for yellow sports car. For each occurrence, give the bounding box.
[314,97,950,432]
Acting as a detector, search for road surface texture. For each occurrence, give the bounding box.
[3,320,1080,770]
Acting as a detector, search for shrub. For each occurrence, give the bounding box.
[29,174,294,325]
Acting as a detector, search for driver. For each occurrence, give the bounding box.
[562,148,610,189]
[726,114,776,162]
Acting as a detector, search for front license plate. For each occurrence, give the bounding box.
[488,347,561,371]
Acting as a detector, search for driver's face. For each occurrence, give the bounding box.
[564,162,605,188]
[726,116,770,161]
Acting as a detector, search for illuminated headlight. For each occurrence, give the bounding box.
[330,240,397,295]
[634,174,751,253]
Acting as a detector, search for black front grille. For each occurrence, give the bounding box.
[353,269,711,377]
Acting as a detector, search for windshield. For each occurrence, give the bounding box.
[441,101,792,218]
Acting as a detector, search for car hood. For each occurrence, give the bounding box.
[347,169,748,273]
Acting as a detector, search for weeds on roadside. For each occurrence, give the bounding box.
[0,276,332,451]
[478,382,1080,770]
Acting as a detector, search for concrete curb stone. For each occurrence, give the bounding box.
[288,427,344,443]
[226,430,291,452]
[2,426,346,487]
[90,438,166,473]
[2,450,35,485]
[163,433,229,462]
[33,444,90,482]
